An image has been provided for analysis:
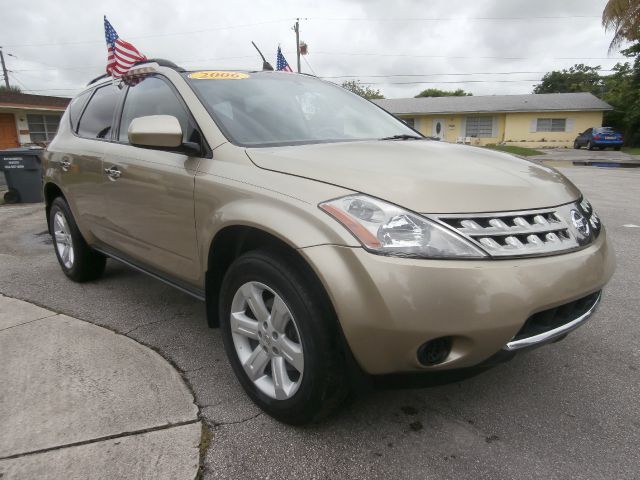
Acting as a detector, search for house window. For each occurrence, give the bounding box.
[27,114,61,142]
[465,116,494,138]
[403,118,415,128]
[536,118,566,132]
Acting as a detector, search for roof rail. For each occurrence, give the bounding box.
[133,58,185,72]
[86,58,185,86]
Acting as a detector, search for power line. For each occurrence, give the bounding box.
[358,79,547,85]
[310,51,625,60]
[302,55,317,76]
[2,19,293,48]
[3,15,605,49]
[307,15,601,22]
[322,70,616,79]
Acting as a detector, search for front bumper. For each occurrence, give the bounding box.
[301,229,615,374]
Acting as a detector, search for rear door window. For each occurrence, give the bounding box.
[77,84,120,140]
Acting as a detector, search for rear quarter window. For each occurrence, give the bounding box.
[68,90,91,132]
[77,84,120,139]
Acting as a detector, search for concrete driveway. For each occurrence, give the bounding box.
[0,166,638,479]
[530,147,639,164]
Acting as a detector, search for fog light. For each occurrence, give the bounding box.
[417,337,452,366]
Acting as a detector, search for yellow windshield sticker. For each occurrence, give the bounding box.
[188,71,250,80]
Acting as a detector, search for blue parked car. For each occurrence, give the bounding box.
[574,127,624,150]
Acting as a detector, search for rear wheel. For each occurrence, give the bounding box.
[3,189,19,204]
[587,141,594,150]
[573,140,580,149]
[49,197,106,282]
[219,250,348,424]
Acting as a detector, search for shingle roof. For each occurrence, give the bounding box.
[0,92,71,109]
[372,92,612,115]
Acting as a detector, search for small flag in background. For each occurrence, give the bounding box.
[276,46,293,72]
[104,16,146,77]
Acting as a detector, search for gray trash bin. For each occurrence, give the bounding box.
[0,147,44,204]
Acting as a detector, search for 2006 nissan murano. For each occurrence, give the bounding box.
[43,60,615,424]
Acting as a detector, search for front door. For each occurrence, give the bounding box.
[432,118,446,140]
[0,113,19,150]
[102,75,202,285]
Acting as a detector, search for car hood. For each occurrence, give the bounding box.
[245,140,580,213]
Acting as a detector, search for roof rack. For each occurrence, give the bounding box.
[86,58,185,86]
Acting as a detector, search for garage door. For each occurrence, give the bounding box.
[0,113,19,150]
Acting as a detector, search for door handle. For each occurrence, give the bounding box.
[61,159,71,171]
[104,166,121,180]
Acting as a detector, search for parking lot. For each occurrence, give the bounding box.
[0,166,638,479]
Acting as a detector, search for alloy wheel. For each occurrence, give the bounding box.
[53,211,75,269]
[230,281,304,400]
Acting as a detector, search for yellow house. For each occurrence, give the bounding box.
[374,92,612,148]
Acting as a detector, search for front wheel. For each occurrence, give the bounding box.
[219,250,348,424]
[49,197,106,282]
[587,141,594,150]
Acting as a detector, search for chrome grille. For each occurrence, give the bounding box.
[430,200,601,258]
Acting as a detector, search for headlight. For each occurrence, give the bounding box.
[319,194,487,259]
[580,198,602,234]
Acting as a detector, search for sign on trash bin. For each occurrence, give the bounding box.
[3,157,25,170]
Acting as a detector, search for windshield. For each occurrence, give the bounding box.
[184,71,419,147]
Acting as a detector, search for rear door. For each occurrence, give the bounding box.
[100,75,204,286]
[60,84,121,239]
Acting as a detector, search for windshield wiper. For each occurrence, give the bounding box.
[379,134,423,141]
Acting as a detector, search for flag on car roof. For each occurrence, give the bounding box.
[276,46,293,72]
[104,16,147,77]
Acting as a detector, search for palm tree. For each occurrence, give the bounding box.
[602,0,640,51]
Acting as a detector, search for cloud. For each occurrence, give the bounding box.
[0,0,621,98]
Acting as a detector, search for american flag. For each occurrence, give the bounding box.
[104,16,146,77]
[276,47,293,72]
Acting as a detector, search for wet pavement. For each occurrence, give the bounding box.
[0,166,638,479]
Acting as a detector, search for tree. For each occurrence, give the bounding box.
[602,0,640,51]
[533,64,604,95]
[414,88,471,98]
[0,85,21,93]
[340,80,384,99]
[602,45,640,145]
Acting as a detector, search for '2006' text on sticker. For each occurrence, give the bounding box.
[188,71,250,80]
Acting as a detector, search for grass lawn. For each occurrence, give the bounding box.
[483,144,544,157]
[622,147,640,155]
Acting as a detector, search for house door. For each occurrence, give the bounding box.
[432,118,446,140]
[0,114,19,150]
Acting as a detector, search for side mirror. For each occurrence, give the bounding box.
[128,115,183,148]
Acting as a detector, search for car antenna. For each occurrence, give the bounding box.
[251,41,274,71]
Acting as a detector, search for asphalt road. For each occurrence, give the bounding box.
[0,166,638,479]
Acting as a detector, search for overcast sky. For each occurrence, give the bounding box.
[0,0,627,99]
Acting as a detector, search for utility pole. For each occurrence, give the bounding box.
[0,47,10,89]
[293,19,301,73]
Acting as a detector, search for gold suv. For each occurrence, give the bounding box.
[43,61,615,424]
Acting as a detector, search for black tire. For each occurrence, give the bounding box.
[4,189,20,204]
[587,141,594,150]
[49,197,106,282]
[219,249,348,424]
[614,146,621,151]
[573,140,580,149]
